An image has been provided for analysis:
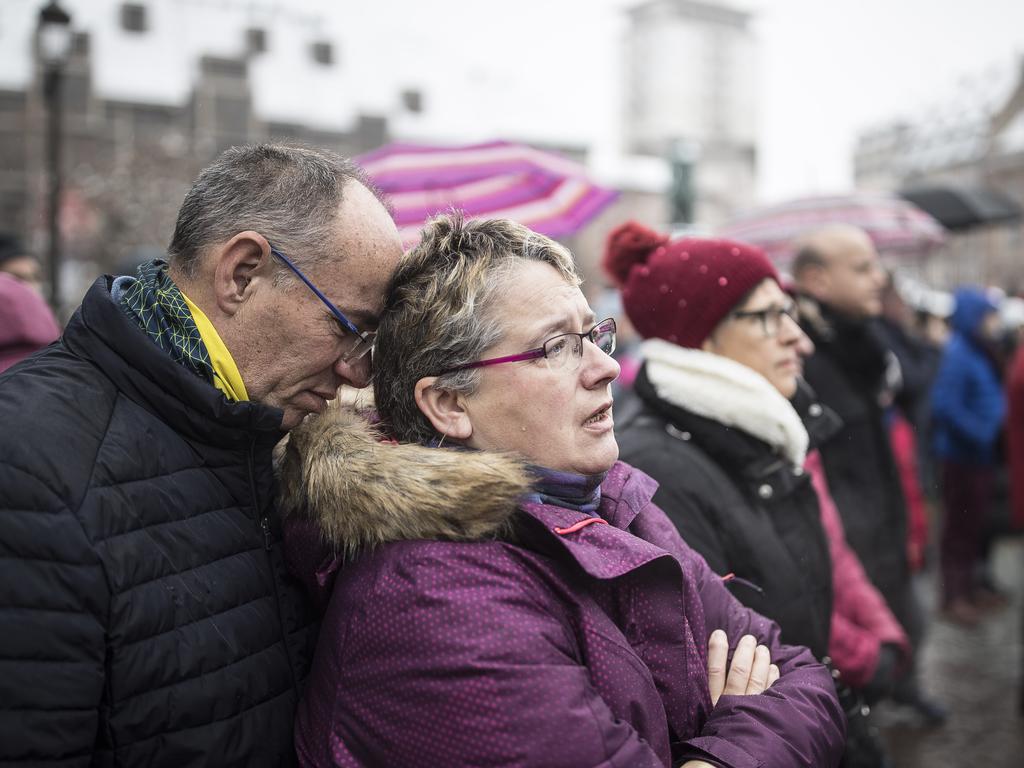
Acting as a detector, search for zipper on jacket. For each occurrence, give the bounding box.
[246,441,272,551]
[260,515,272,551]
[247,438,301,698]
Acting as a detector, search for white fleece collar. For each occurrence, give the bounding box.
[640,339,809,466]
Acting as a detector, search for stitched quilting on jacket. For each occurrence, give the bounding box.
[278,409,845,768]
[0,277,315,766]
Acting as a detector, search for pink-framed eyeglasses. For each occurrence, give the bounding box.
[441,318,617,374]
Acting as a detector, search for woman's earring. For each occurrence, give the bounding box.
[437,425,450,449]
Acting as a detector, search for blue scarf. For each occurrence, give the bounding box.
[424,438,608,516]
[525,465,607,516]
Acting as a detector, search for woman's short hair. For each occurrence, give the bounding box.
[373,213,579,444]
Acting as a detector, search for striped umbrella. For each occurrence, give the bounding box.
[355,140,619,246]
[717,193,946,264]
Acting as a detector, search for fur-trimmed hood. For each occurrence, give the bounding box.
[277,406,533,556]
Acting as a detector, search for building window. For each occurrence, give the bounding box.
[121,3,148,34]
[310,41,334,66]
[401,89,423,114]
[246,28,266,55]
[72,32,90,56]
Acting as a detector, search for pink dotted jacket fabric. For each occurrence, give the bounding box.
[286,462,845,767]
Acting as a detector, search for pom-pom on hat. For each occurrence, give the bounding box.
[602,221,779,348]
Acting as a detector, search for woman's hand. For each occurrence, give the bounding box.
[707,629,780,706]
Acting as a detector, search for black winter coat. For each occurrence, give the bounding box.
[616,366,833,660]
[797,299,913,635]
[0,278,315,766]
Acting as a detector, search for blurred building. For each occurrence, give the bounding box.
[0,0,762,300]
[853,59,1024,289]
[0,0,403,305]
[623,0,758,230]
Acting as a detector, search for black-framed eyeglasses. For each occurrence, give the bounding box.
[269,246,375,361]
[731,301,800,338]
[441,318,617,375]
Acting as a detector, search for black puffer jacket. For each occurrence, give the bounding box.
[616,366,833,660]
[796,297,912,633]
[0,278,315,766]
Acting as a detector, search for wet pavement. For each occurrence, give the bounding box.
[875,536,1024,767]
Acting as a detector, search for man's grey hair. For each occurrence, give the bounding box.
[168,143,381,280]
[791,244,827,280]
[373,213,580,444]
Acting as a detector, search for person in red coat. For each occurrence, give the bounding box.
[0,272,60,374]
[1008,337,1024,532]
[806,450,911,690]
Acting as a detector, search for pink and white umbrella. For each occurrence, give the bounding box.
[717,193,946,264]
[355,140,619,246]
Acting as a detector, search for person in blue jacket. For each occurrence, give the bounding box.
[930,286,1006,625]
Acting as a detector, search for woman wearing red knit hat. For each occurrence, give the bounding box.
[607,221,910,768]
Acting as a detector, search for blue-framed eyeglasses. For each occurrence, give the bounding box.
[269,246,375,361]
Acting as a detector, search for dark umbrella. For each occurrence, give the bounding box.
[899,185,1021,231]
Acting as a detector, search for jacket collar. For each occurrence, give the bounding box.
[791,378,843,451]
[519,461,670,581]
[279,407,675,582]
[639,339,808,466]
[632,366,814,504]
[796,293,892,393]
[634,364,785,470]
[63,276,284,448]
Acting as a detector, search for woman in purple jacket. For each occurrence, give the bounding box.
[278,214,845,767]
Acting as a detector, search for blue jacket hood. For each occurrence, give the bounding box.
[950,286,998,337]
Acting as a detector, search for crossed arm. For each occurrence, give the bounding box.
[318,541,844,768]
[680,631,782,768]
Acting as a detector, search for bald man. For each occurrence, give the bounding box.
[792,226,885,318]
[792,225,945,724]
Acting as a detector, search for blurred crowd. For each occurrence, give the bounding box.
[603,221,1024,766]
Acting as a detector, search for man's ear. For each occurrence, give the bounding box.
[414,376,473,441]
[798,263,830,300]
[211,231,274,317]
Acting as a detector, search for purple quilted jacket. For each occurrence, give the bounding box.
[280,413,845,767]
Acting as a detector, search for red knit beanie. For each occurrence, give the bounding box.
[603,221,779,348]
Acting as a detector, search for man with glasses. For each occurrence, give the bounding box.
[0,143,403,765]
[792,224,946,725]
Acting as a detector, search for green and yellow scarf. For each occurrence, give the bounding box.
[114,259,248,402]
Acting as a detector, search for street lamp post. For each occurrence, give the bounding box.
[38,0,72,313]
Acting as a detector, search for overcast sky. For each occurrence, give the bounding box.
[2,0,1023,203]
[752,0,1024,199]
